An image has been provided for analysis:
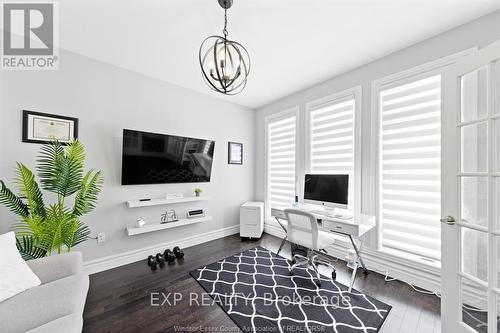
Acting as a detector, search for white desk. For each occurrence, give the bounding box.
[271,204,375,291]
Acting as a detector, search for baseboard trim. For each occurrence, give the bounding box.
[264,223,441,294]
[83,225,240,275]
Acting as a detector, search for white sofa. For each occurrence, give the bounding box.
[0,252,89,333]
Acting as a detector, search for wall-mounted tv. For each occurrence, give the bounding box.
[121,129,215,185]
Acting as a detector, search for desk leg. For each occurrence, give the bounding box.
[277,237,287,255]
[349,235,368,274]
[347,235,368,293]
[348,264,357,293]
[275,217,287,255]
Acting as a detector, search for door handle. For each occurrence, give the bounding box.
[440,216,456,225]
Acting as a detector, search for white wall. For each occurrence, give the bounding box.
[0,49,256,265]
[255,10,500,291]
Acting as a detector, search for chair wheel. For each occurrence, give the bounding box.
[291,259,296,264]
[289,270,294,276]
[332,271,337,280]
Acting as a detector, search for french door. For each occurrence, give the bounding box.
[441,40,500,333]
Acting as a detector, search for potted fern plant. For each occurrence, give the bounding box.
[0,140,103,260]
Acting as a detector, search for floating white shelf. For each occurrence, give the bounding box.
[126,196,212,208]
[126,215,213,236]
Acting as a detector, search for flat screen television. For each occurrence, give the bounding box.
[121,129,215,185]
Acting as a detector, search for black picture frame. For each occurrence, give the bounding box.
[228,141,243,165]
[22,110,78,144]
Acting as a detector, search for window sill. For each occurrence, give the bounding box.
[378,247,441,270]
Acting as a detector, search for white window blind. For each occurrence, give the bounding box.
[267,114,296,209]
[308,96,355,209]
[379,75,441,261]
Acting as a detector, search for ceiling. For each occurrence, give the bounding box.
[58,0,500,109]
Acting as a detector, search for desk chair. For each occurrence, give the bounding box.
[284,209,337,286]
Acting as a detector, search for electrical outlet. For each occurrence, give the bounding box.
[97,232,106,243]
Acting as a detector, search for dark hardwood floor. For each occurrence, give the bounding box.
[83,233,441,333]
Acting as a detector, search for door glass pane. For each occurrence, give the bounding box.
[497,236,500,287]
[497,178,500,230]
[462,228,488,281]
[497,294,500,333]
[461,66,488,122]
[462,177,488,227]
[496,60,500,114]
[497,120,500,171]
[461,122,488,173]
[461,277,488,333]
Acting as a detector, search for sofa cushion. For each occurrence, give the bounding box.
[0,273,89,333]
[27,252,83,284]
[26,314,83,333]
[0,231,41,302]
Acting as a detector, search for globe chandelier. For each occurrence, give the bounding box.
[199,0,250,95]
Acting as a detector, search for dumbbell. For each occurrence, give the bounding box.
[173,246,184,259]
[150,261,157,270]
[147,255,158,271]
[147,255,156,266]
[164,249,176,263]
[155,253,166,268]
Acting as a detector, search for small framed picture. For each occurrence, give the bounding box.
[22,110,78,144]
[228,142,243,165]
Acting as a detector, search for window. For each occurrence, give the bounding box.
[306,88,360,211]
[378,75,442,261]
[266,111,297,213]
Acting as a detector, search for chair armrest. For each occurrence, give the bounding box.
[27,252,83,284]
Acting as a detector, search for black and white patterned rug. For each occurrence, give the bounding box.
[190,247,391,332]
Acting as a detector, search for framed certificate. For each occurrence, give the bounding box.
[22,110,78,144]
[228,141,243,165]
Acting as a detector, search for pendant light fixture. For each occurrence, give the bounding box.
[199,0,250,95]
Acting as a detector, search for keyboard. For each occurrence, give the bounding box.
[310,209,329,215]
[334,214,353,220]
[309,210,353,220]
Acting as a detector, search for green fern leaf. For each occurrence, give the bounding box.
[72,221,91,247]
[16,235,47,260]
[37,141,65,195]
[14,163,45,218]
[73,169,103,217]
[0,180,28,217]
[37,141,85,197]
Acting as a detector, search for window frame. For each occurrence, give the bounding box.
[264,106,300,220]
[371,48,477,264]
[305,86,362,214]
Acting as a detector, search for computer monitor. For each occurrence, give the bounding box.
[303,174,349,209]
